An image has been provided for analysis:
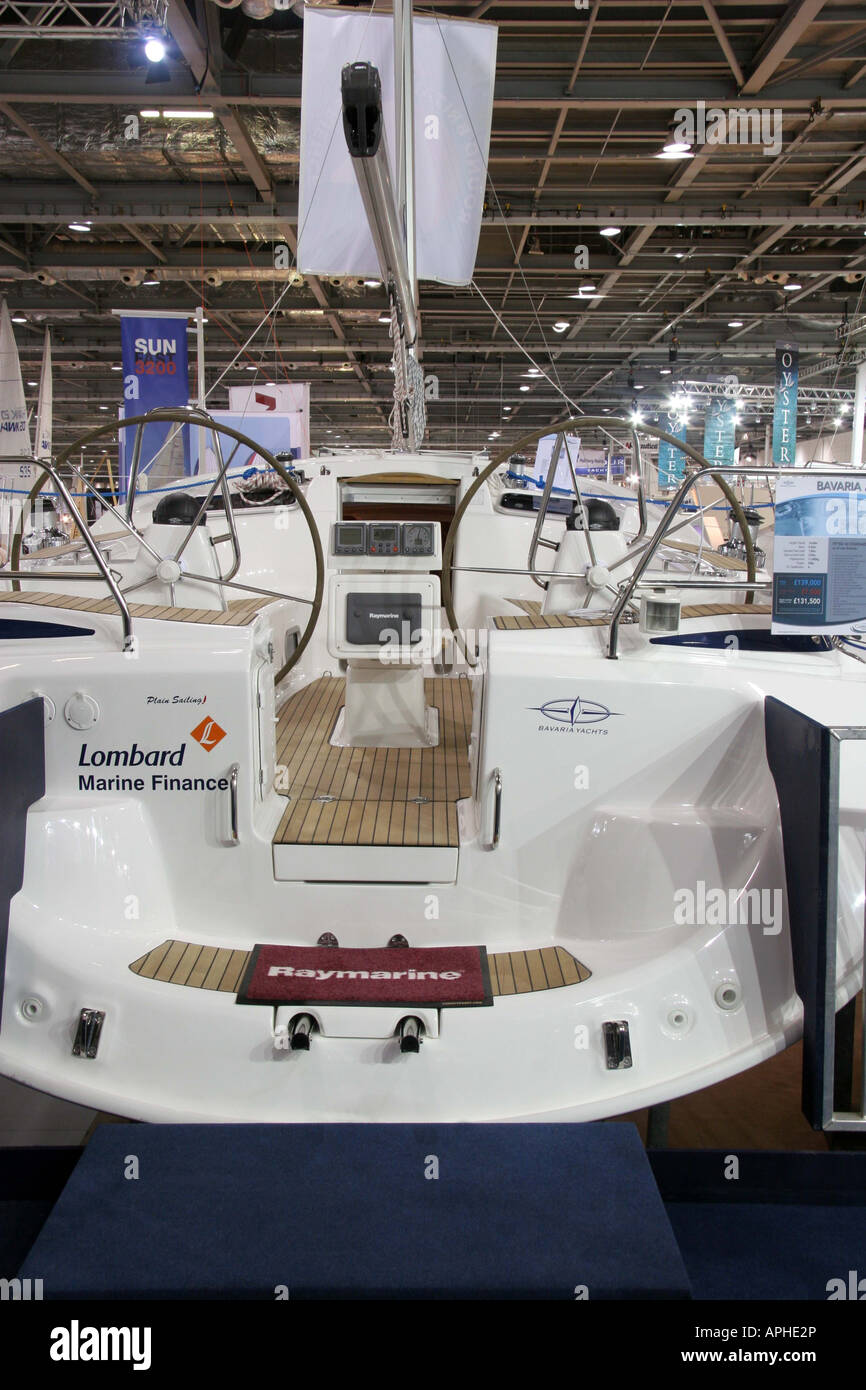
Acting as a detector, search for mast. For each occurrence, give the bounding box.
[35,327,52,460]
[341,2,425,452]
[393,0,417,300]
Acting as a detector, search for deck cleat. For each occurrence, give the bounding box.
[72,1009,105,1059]
[288,1014,316,1051]
[397,1016,424,1054]
[602,1020,633,1071]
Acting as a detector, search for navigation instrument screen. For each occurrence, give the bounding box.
[333,523,366,555]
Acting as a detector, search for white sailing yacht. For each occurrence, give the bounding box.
[0,2,863,1127]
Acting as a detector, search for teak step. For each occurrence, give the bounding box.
[129,939,591,998]
[0,590,275,626]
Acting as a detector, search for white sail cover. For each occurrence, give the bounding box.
[0,299,30,458]
[35,327,52,459]
[298,7,497,286]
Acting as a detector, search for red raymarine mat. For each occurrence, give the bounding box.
[236,944,492,1007]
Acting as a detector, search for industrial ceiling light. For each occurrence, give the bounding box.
[553,320,570,332]
[142,276,159,286]
[783,280,802,291]
[144,36,166,64]
[519,384,530,392]
[363,279,381,288]
[659,367,672,375]
[68,221,92,233]
[728,319,744,327]
[600,226,621,238]
[656,141,694,160]
[11,314,26,324]
[378,313,391,324]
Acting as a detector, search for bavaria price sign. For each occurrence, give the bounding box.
[772,473,866,635]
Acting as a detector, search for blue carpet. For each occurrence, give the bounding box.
[20,1122,691,1300]
[0,1199,55,1273]
[668,1202,866,1300]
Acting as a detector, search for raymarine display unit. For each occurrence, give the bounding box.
[327,571,442,747]
[328,574,440,662]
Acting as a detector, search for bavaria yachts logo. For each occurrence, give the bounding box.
[530,696,622,734]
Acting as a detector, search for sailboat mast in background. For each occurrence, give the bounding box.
[35,327,52,461]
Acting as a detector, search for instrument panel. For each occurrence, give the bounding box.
[332,521,436,558]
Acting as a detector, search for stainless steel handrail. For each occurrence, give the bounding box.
[527,431,565,589]
[5,462,134,650]
[629,425,648,547]
[170,416,242,587]
[227,763,240,845]
[491,767,502,849]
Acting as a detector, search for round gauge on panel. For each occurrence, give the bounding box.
[403,524,433,555]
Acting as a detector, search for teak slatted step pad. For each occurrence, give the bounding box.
[680,602,771,618]
[493,612,608,630]
[273,675,473,849]
[0,590,274,626]
[129,939,591,998]
[493,601,771,631]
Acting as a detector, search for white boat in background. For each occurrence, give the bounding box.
[0,0,862,1127]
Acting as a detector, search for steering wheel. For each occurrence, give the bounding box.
[10,407,324,684]
[441,414,758,650]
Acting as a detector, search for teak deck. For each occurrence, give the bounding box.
[273,675,473,849]
[0,589,274,626]
[129,938,591,998]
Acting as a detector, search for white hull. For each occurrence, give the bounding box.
[0,447,862,1122]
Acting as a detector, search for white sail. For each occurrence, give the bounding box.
[298,7,497,286]
[34,327,52,460]
[0,299,31,458]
